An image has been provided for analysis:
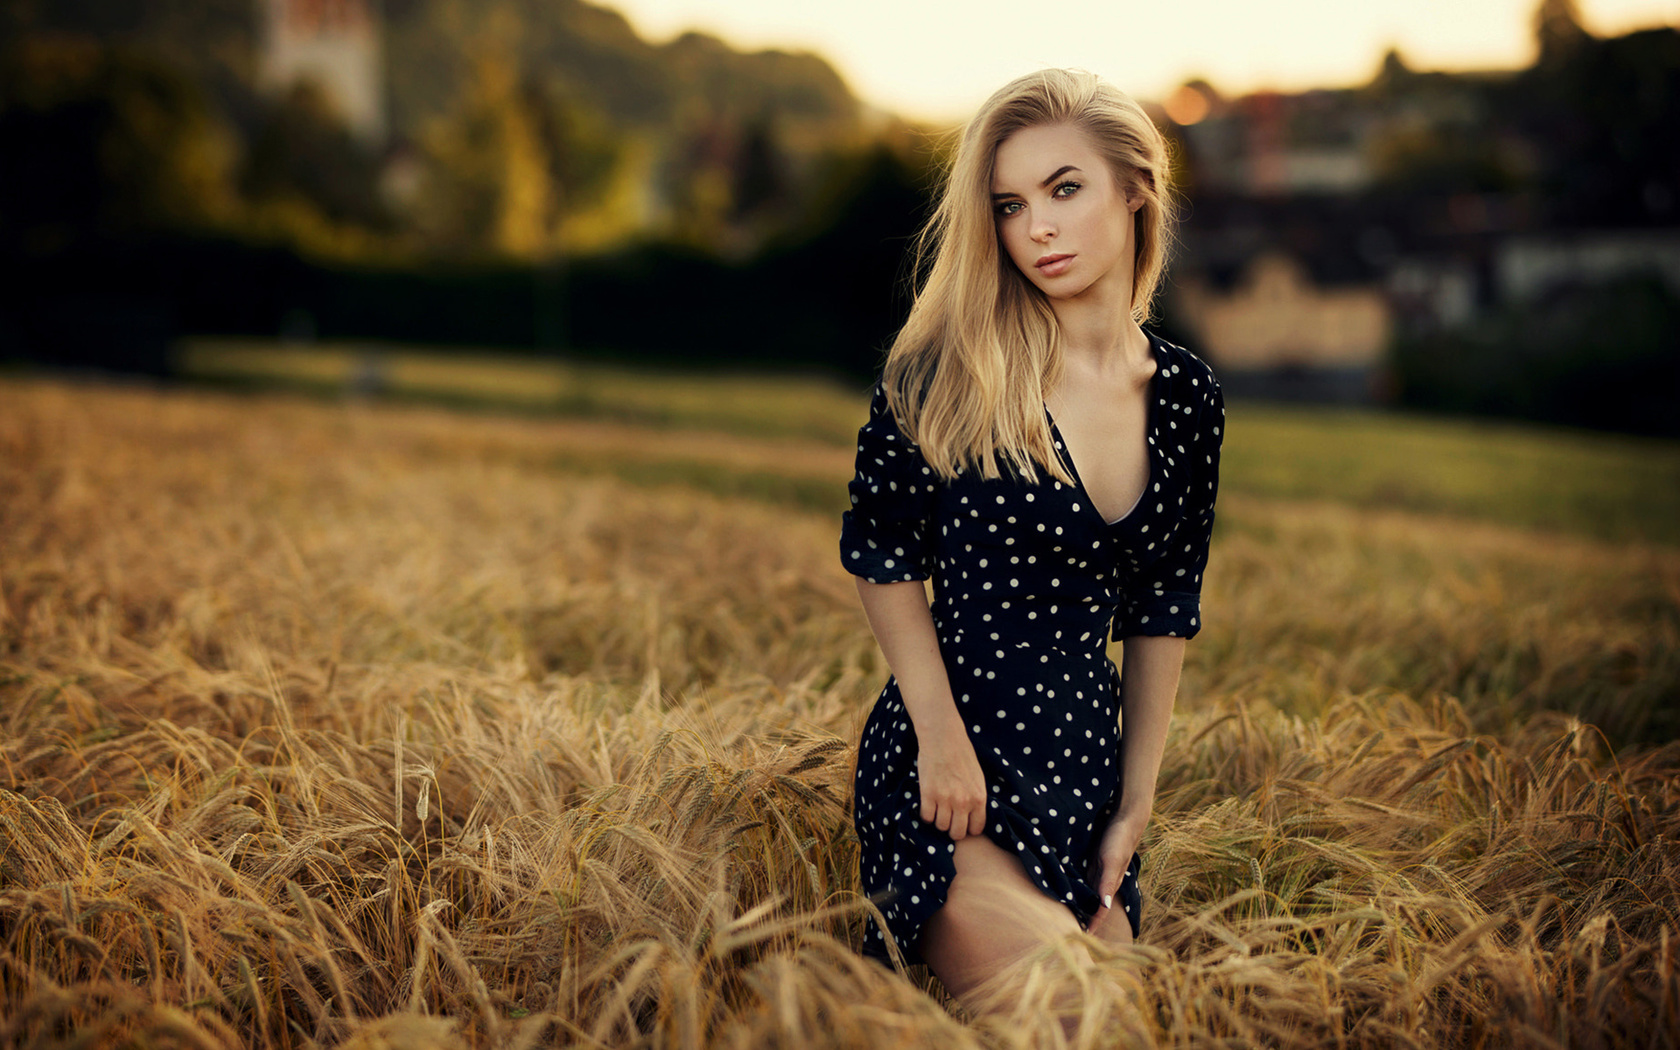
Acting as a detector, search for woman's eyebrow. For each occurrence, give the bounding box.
[991,164,1083,201]
[1039,164,1080,186]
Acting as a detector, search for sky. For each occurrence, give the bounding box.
[609,0,1679,123]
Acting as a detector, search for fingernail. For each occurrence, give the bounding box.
[1102,894,1113,909]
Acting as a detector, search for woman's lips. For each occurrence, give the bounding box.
[1035,253,1073,276]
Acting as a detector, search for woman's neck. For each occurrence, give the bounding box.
[1053,292,1149,379]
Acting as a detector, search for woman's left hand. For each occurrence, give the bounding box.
[1090,812,1146,908]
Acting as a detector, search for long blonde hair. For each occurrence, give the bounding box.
[883,68,1176,483]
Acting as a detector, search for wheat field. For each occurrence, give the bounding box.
[1,375,1677,1049]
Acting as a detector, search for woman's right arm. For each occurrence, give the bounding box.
[855,578,988,840]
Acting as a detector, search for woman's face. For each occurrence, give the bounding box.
[990,122,1143,306]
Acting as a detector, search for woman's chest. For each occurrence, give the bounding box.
[1046,367,1156,527]
[927,465,1187,565]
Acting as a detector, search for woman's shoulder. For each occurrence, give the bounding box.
[1150,330,1219,385]
[1149,331,1222,407]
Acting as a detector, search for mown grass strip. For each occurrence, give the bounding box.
[1224,401,1680,548]
[171,340,1680,547]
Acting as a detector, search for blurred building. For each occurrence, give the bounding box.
[1497,232,1680,303]
[1185,89,1376,197]
[1166,82,1394,401]
[258,0,386,142]
[1175,253,1390,403]
[1161,18,1680,415]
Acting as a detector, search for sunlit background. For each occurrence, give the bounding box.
[1,0,1676,436]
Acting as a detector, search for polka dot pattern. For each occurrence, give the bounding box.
[841,333,1225,965]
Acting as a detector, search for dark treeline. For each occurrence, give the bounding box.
[0,146,927,380]
[1391,275,1679,436]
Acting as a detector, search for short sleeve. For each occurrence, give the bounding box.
[1112,375,1224,640]
[839,382,939,583]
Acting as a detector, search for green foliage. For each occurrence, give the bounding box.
[0,36,238,239]
[658,30,857,132]
[414,50,618,259]
[381,0,866,256]
[3,0,871,264]
[0,0,257,78]
[240,80,393,231]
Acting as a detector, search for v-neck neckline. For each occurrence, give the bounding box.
[1044,332,1164,529]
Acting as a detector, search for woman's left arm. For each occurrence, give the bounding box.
[1091,365,1224,911]
[1093,634,1185,906]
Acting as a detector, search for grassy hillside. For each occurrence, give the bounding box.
[1,375,1676,1048]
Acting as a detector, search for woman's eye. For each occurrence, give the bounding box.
[994,201,1023,217]
[1054,181,1082,198]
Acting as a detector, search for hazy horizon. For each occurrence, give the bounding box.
[610,0,1679,122]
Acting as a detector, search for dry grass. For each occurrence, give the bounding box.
[1,376,1677,1048]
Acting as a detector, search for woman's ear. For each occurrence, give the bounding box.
[1126,169,1152,213]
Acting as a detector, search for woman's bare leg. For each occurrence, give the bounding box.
[1086,897,1135,947]
[916,834,1087,1012]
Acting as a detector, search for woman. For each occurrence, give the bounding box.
[840,69,1225,1010]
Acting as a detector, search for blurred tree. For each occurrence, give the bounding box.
[666,119,735,248]
[384,0,673,145]
[241,78,392,232]
[418,52,550,258]
[659,30,857,139]
[0,0,260,142]
[1367,115,1524,197]
[5,0,871,262]
[1356,51,1523,200]
[646,30,864,251]
[1373,47,1412,86]
[757,139,937,367]
[1349,6,1678,228]
[731,117,787,224]
[1509,24,1680,226]
[417,50,619,260]
[528,78,619,220]
[1535,0,1592,66]
[0,37,237,246]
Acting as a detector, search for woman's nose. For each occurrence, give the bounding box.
[1031,212,1056,241]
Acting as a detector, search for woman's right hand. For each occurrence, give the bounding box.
[850,578,988,840]
[915,715,988,840]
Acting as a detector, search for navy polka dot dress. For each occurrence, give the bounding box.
[840,331,1225,966]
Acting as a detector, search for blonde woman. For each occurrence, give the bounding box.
[841,69,1225,1010]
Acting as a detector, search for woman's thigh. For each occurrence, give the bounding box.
[1087,898,1135,947]
[916,834,1085,1006]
